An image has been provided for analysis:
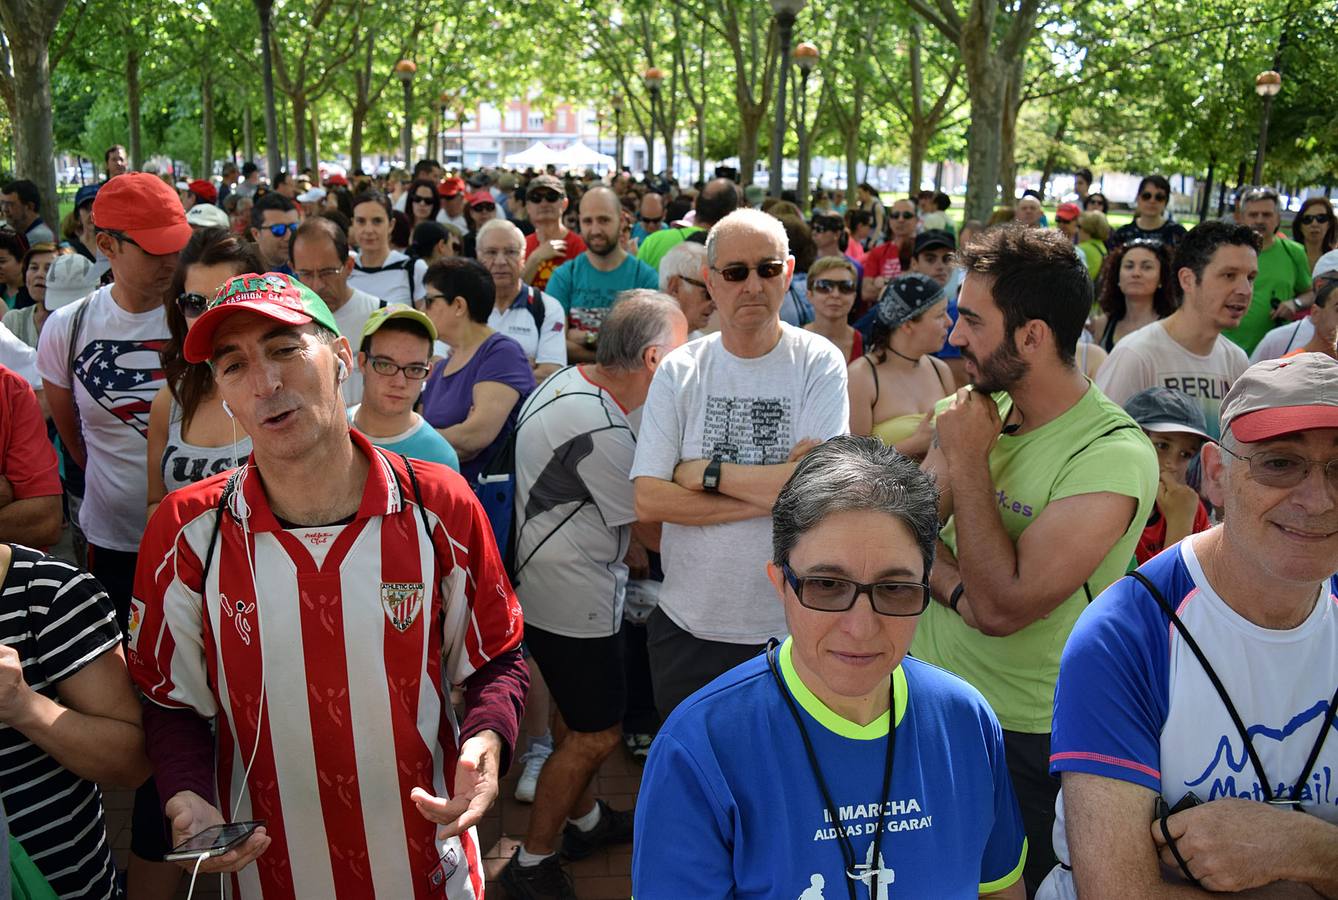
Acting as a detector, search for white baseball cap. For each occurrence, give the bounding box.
[44,254,101,309]
[185,203,230,230]
[1313,248,1338,281]
[296,186,327,204]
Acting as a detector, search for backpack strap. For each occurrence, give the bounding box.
[526,285,545,334]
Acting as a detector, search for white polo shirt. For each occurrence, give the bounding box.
[486,284,567,367]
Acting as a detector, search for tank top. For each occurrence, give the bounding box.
[160,398,251,494]
[865,355,951,448]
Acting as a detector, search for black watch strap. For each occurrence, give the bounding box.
[703,455,722,493]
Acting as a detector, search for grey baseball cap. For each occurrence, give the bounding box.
[1123,387,1212,441]
[1220,353,1338,442]
[44,254,100,309]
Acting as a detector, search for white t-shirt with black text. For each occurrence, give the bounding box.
[630,324,849,644]
[36,285,169,551]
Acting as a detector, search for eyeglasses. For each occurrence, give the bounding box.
[266,222,298,238]
[295,266,344,282]
[888,211,917,221]
[1219,445,1338,490]
[471,202,496,213]
[177,292,210,317]
[1140,191,1169,202]
[1300,214,1332,226]
[712,260,786,282]
[479,247,523,260]
[528,190,563,204]
[680,275,711,296]
[811,223,838,233]
[781,563,930,617]
[811,278,857,295]
[367,356,431,380]
[412,195,436,205]
[417,291,450,309]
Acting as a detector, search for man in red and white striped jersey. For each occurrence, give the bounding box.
[128,272,528,899]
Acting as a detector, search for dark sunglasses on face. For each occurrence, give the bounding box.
[266,222,298,237]
[812,223,838,234]
[640,216,663,224]
[471,202,496,213]
[1300,214,1332,226]
[812,278,856,295]
[712,260,786,282]
[888,211,917,220]
[680,275,711,296]
[1140,191,1168,202]
[177,292,210,317]
[528,190,563,204]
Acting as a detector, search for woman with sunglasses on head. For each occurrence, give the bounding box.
[145,227,262,520]
[847,274,954,459]
[804,256,863,363]
[1087,238,1176,351]
[1109,175,1187,249]
[1292,196,1335,275]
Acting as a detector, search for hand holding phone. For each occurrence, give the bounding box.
[165,790,271,874]
[165,821,266,862]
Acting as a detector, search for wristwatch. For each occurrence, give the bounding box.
[703,455,723,493]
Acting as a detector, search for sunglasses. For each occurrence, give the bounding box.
[640,216,663,225]
[266,222,298,237]
[712,260,786,282]
[888,211,917,220]
[811,278,856,295]
[1300,214,1332,226]
[811,223,839,234]
[680,275,711,296]
[1140,191,1168,202]
[528,190,563,204]
[177,292,210,317]
[471,202,496,213]
[412,195,436,205]
[782,563,930,617]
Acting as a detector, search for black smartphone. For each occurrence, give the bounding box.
[164,821,265,862]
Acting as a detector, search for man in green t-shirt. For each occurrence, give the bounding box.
[914,225,1158,895]
[636,177,739,271]
[1225,185,1313,353]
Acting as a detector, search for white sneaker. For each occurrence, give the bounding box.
[514,742,552,803]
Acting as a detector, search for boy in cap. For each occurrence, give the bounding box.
[1123,387,1213,564]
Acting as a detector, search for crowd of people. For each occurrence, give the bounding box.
[0,144,1334,900]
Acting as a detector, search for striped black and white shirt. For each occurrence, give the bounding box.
[1,544,121,899]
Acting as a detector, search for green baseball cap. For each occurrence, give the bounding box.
[183,272,341,363]
[360,302,437,343]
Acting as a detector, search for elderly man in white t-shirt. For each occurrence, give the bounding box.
[631,209,849,718]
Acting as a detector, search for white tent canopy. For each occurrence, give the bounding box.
[503,141,561,167]
[553,140,616,170]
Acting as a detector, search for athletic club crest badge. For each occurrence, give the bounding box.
[381,582,424,632]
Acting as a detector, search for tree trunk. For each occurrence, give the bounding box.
[961,77,1003,222]
[291,93,308,173]
[0,0,66,229]
[308,106,320,173]
[908,127,929,199]
[350,110,365,173]
[844,89,864,210]
[933,160,944,191]
[737,115,761,187]
[998,57,1025,201]
[257,0,281,179]
[907,23,925,193]
[126,46,142,170]
[243,104,254,163]
[1037,113,1068,200]
[696,116,706,186]
[1198,157,1215,222]
[201,69,214,180]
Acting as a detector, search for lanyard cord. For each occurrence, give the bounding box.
[766,642,896,900]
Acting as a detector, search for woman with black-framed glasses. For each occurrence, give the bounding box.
[632,436,1028,900]
[1292,196,1336,275]
[1109,175,1188,250]
[146,227,262,520]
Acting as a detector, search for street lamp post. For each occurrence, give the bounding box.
[395,59,416,167]
[769,0,805,199]
[596,111,605,158]
[611,92,624,172]
[642,67,664,177]
[1252,69,1282,185]
[439,91,451,166]
[794,41,819,213]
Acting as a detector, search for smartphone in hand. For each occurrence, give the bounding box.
[164,821,265,862]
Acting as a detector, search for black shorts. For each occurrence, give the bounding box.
[524,625,626,733]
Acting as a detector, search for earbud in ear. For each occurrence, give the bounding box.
[337,359,348,383]
[222,400,234,418]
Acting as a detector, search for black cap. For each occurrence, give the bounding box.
[876,273,946,328]
[1123,387,1212,441]
[914,229,955,255]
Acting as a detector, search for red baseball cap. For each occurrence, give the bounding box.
[466,190,495,208]
[92,173,192,255]
[325,173,349,187]
[188,179,218,204]
[183,272,340,364]
[1055,202,1081,223]
[438,177,466,198]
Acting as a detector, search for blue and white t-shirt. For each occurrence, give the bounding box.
[632,639,1027,899]
[1044,535,1338,896]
